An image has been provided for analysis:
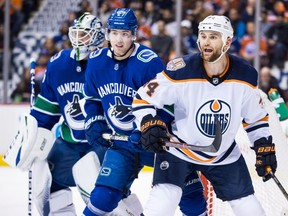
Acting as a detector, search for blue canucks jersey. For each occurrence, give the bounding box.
[83,43,165,135]
[30,49,88,143]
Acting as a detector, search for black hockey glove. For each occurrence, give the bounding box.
[140,114,169,153]
[85,116,112,147]
[252,136,277,182]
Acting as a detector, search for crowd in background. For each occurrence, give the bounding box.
[1,0,288,104]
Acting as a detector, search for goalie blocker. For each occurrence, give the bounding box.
[4,113,54,171]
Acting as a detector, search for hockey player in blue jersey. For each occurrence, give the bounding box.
[82,8,207,216]
[132,15,278,215]
[4,12,145,216]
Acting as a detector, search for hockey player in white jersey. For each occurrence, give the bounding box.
[4,12,144,216]
[132,15,277,215]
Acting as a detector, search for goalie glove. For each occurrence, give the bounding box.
[252,136,277,182]
[140,114,169,153]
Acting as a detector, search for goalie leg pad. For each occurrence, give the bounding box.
[49,188,76,216]
[228,194,265,216]
[30,159,52,216]
[72,151,101,204]
[4,113,54,171]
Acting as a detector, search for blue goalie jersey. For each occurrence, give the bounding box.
[30,49,88,143]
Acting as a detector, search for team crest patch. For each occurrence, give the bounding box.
[137,49,157,62]
[166,58,186,71]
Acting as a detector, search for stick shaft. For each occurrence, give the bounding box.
[28,58,36,215]
[269,171,288,201]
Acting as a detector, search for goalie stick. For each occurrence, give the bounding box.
[102,118,222,153]
[266,167,288,202]
[28,58,36,216]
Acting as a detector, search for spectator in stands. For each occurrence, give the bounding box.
[22,0,39,23]
[34,51,50,89]
[266,12,288,69]
[180,19,197,55]
[228,8,246,40]
[260,9,273,38]
[149,19,174,65]
[53,21,70,52]
[142,1,160,28]
[11,67,32,103]
[259,66,286,101]
[240,0,256,23]
[98,1,112,26]
[0,0,25,38]
[66,11,77,26]
[76,0,92,17]
[134,8,152,43]
[41,37,58,57]
[215,0,230,17]
[154,8,177,38]
[10,50,50,103]
[239,21,268,67]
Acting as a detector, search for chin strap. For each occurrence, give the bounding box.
[108,42,135,60]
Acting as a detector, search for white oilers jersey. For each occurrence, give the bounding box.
[133,53,271,165]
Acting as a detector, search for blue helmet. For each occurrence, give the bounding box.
[107,8,138,33]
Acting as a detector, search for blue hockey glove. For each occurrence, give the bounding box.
[128,129,143,151]
[140,114,169,153]
[252,136,277,182]
[85,116,112,147]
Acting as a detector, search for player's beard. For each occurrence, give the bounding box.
[201,49,222,63]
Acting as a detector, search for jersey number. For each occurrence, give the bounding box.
[146,82,159,97]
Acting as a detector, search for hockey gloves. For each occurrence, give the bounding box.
[85,116,112,147]
[140,114,169,153]
[253,136,277,182]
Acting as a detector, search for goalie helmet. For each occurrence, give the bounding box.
[105,8,138,41]
[198,15,233,44]
[68,12,104,61]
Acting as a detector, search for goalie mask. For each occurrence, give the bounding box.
[68,12,105,61]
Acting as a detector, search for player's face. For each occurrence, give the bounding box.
[70,29,92,46]
[198,31,223,62]
[109,29,134,56]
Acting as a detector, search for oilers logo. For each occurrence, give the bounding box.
[107,96,134,131]
[196,100,230,137]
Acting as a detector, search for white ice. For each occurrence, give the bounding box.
[0,167,182,216]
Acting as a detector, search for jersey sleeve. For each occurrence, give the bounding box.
[132,71,178,129]
[241,88,271,146]
[30,60,61,130]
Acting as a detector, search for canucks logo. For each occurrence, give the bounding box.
[137,49,157,62]
[196,100,230,137]
[107,96,134,131]
[64,94,85,130]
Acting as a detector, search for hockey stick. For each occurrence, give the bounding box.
[266,167,288,202]
[102,118,222,153]
[28,58,36,216]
